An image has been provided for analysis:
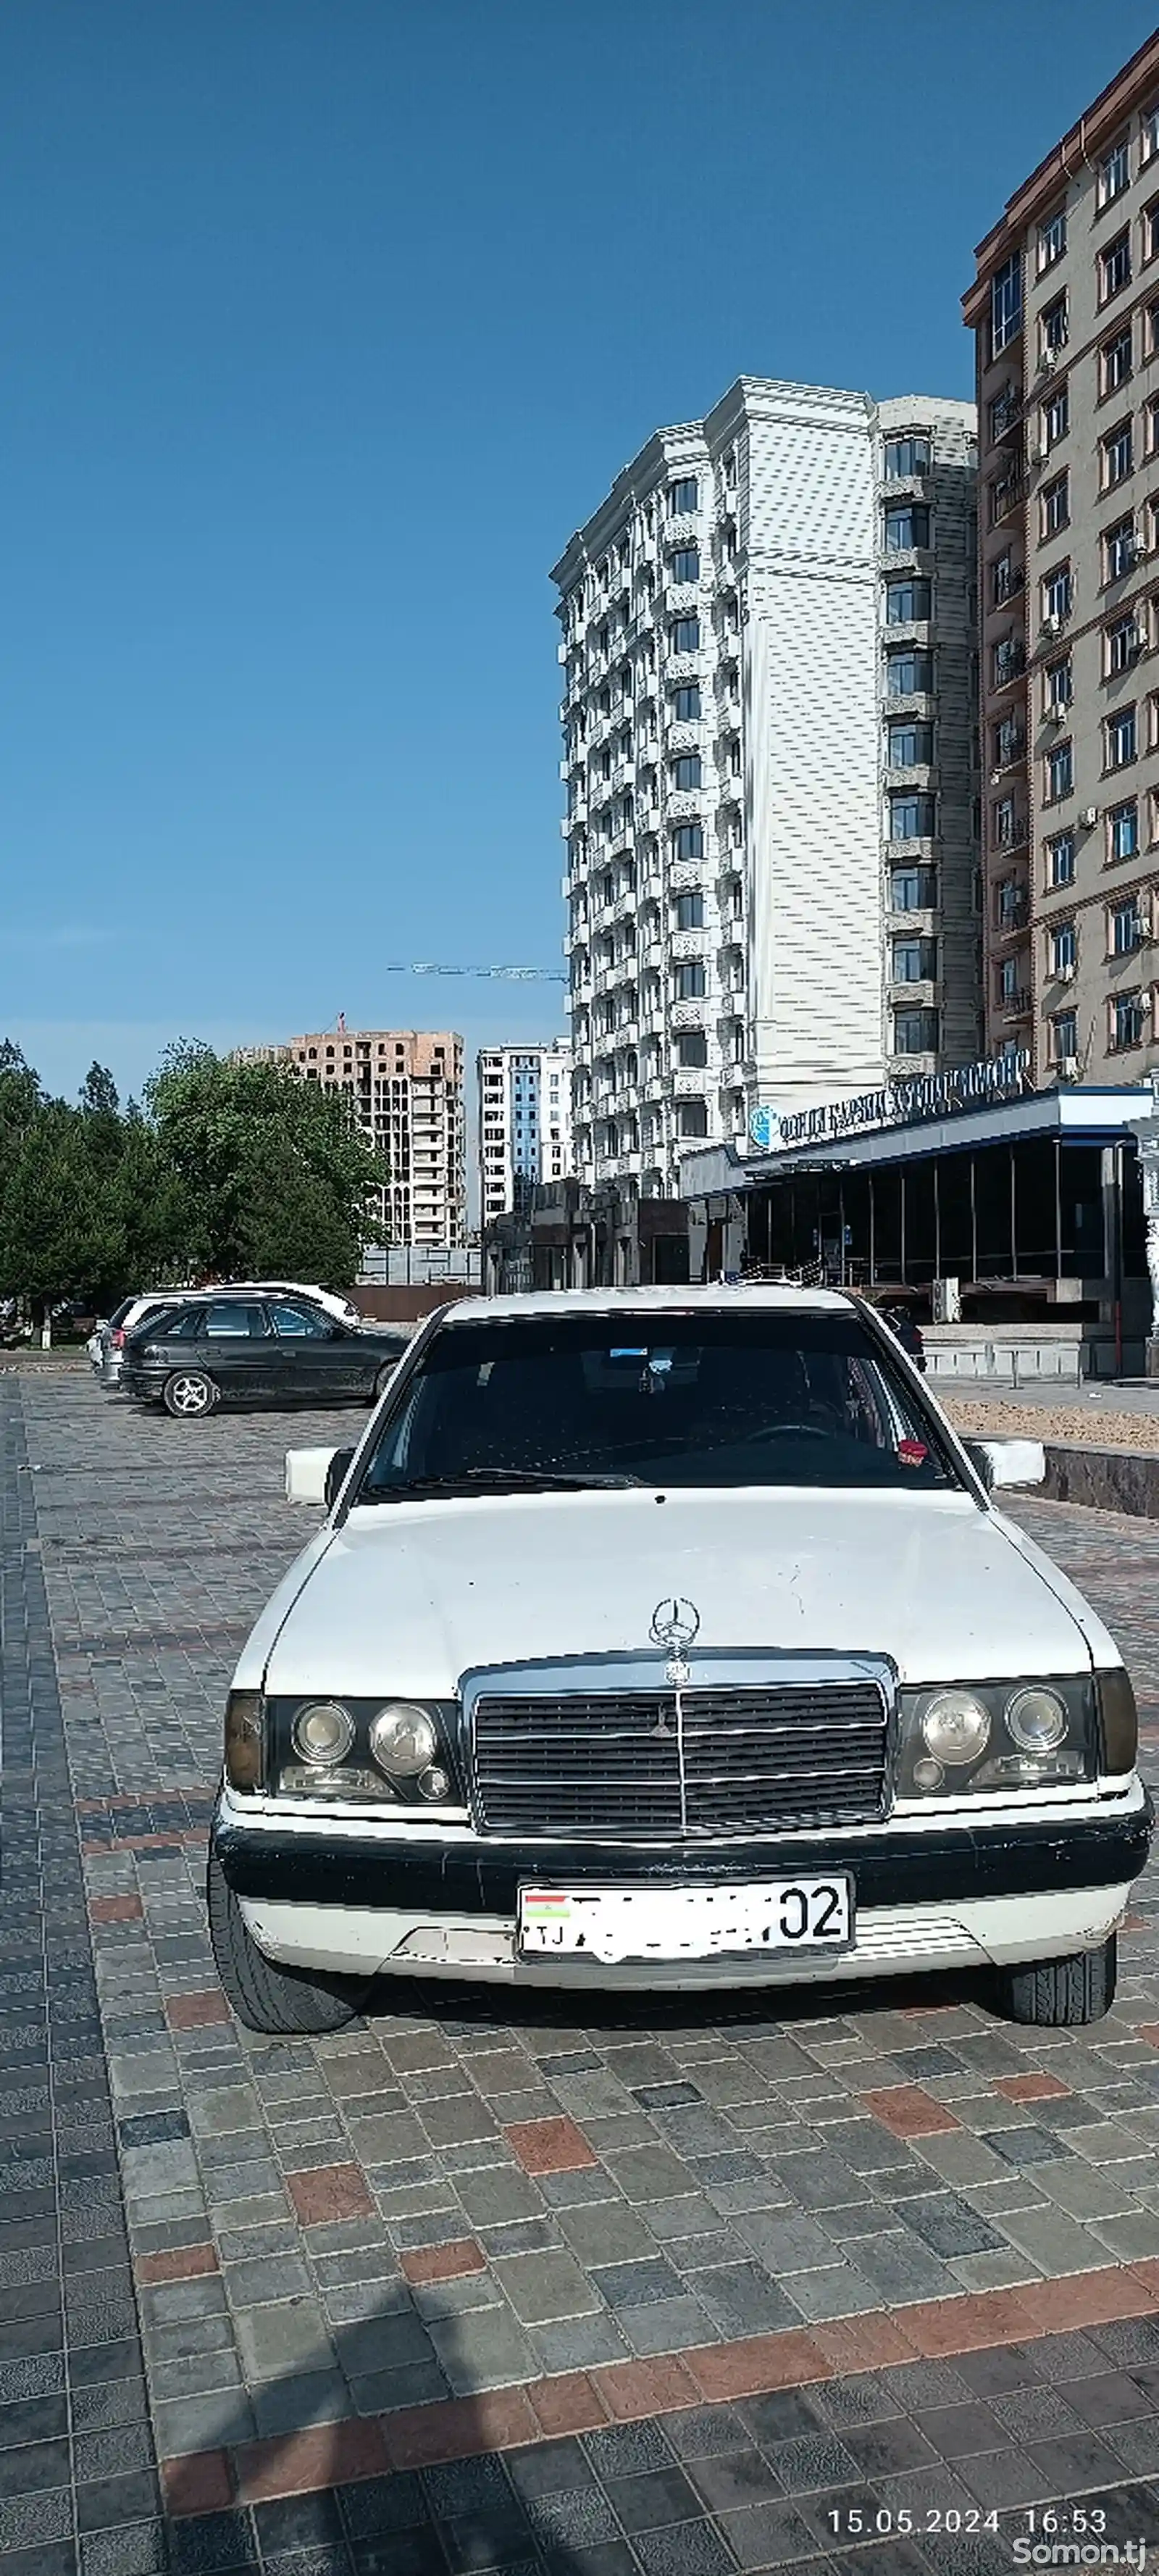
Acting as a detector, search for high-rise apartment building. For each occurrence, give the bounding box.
[477,1041,572,1227]
[234,1025,466,1247]
[553,376,979,1197]
[964,29,1159,1088]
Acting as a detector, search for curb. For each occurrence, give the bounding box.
[1039,1443,1159,1519]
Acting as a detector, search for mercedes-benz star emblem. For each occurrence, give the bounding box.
[649,1596,700,1686]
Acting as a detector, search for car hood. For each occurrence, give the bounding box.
[253,1486,1112,1697]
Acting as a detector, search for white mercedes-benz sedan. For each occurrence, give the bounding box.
[207,1287,1152,2034]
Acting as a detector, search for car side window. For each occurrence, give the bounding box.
[269,1303,329,1338]
[203,1302,269,1338]
[164,1309,204,1341]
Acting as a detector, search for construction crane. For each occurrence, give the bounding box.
[379,960,566,983]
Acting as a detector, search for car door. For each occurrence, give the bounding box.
[196,1300,278,1401]
[265,1300,347,1400]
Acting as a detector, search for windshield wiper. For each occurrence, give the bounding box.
[363,1467,643,1502]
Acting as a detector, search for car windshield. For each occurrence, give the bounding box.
[357,1310,960,1498]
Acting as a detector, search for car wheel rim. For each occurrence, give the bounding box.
[172,1377,209,1414]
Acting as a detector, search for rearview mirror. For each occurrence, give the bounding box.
[285,1446,339,1504]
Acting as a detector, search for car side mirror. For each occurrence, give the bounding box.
[285,1446,340,1504]
[963,1437,1045,1493]
[325,1448,356,1509]
[963,1440,994,1493]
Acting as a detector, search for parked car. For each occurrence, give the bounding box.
[120,1292,408,1417]
[205,1284,1152,2035]
[94,1281,364,1388]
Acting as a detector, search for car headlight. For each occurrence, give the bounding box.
[268,1696,464,1808]
[291,1701,356,1764]
[369,1704,438,1777]
[898,1675,1097,1799]
[920,1691,990,1766]
[1005,1687,1067,1753]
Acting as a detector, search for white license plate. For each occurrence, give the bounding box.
[517,1877,853,1964]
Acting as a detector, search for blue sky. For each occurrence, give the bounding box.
[1,0,1155,1106]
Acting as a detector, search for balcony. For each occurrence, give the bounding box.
[671,999,708,1030]
[670,928,708,962]
[666,788,707,822]
[989,475,1026,528]
[998,986,1033,1020]
[989,819,1029,854]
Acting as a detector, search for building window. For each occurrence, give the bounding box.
[1107,612,1142,672]
[1109,799,1139,860]
[885,577,932,623]
[1143,101,1159,164]
[889,791,935,840]
[669,478,698,514]
[1100,138,1131,205]
[671,822,703,861]
[1042,383,1069,448]
[672,961,706,999]
[997,955,1023,1005]
[1147,396,1159,455]
[1053,1010,1079,1064]
[1045,740,1074,801]
[989,382,1021,440]
[992,633,1023,687]
[883,503,931,551]
[885,646,934,695]
[887,720,934,767]
[671,753,702,790]
[1145,197,1159,263]
[1105,704,1137,768]
[1105,516,1137,581]
[892,937,937,982]
[1113,990,1145,1049]
[669,548,699,583]
[1040,472,1070,538]
[1101,325,1134,391]
[1050,921,1076,975]
[670,617,700,652]
[1100,228,1133,301]
[1038,206,1067,270]
[1043,562,1072,622]
[893,1007,940,1054]
[890,864,937,910]
[673,891,703,929]
[1112,896,1143,953]
[884,435,931,477]
[671,683,700,720]
[993,712,1024,768]
[992,551,1021,607]
[996,876,1026,930]
[1041,293,1068,354]
[1101,419,1134,487]
[676,1029,707,1067]
[1047,831,1075,888]
[1045,656,1073,710]
[676,1098,708,1138]
[991,251,1023,357]
[992,794,1019,848]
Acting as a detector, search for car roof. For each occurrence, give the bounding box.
[433,1285,858,1327]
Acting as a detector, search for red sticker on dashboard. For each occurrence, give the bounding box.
[898,1439,928,1467]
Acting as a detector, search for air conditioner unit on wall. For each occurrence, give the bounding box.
[1058,1055,1079,1080]
[1081,808,1099,828]
[1040,346,1058,373]
[1058,961,1077,982]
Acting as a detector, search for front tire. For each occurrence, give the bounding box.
[997,1934,1116,2027]
[163,1370,218,1420]
[206,1847,366,2034]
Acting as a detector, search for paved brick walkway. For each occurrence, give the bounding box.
[7,1370,1159,2569]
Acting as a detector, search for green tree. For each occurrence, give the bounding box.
[0,1100,103,1330]
[146,1044,387,1285]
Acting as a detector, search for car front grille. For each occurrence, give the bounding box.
[471,1682,889,1839]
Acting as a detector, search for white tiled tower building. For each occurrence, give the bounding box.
[553,376,979,1195]
[477,1040,572,1226]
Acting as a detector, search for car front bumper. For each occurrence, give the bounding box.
[214,1783,1153,1991]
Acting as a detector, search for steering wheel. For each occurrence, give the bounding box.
[747,1420,832,1443]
